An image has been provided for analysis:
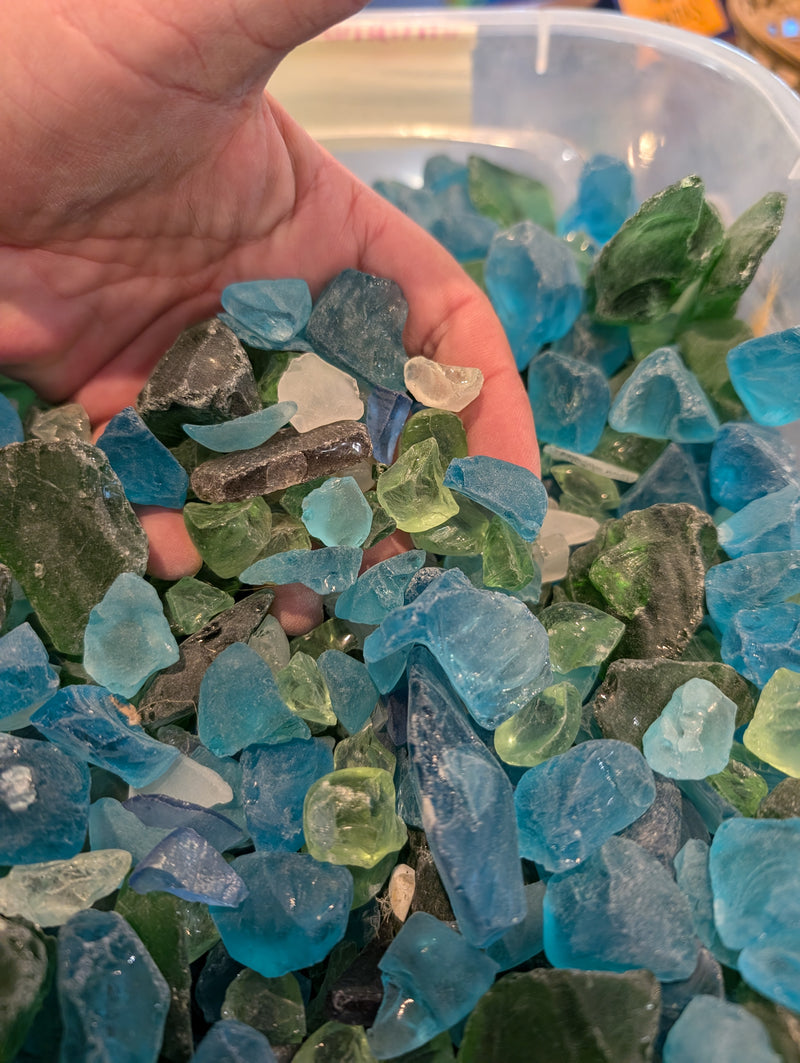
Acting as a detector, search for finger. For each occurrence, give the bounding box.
[134,505,203,580]
[270,583,324,637]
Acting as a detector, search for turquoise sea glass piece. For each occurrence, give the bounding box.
[709,422,799,511]
[317,650,379,735]
[720,603,800,686]
[182,401,297,452]
[727,327,800,426]
[240,547,362,595]
[124,794,244,853]
[552,313,631,377]
[662,995,780,1063]
[220,278,312,349]
[716,485,800,557]
[738,933,800,1014]
[442,456,547,541]
[527,352,611,454]
[0,392,24,446]
[366,386,412,465]
[129,826,249,907]
[642,678,738,779]
[97,405,188,508]
[89,797,172,863]
[301,476,373,548]
[673,839,740,968]
[193,1019,278,1063]
[617,443,708,515]
[558,153,635,246]
[0,621,59,731]
[334,550,427,625]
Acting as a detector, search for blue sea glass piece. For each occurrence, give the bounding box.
[317,651,379,735]
[123,794,244,853]
[193,1019,278,1063]
[484,221,583,370]
[58,909,170,1063]
[709,422,799,510]
[0,621,59,731]
[0,732,90,864]
[642,678,738,779]
[334,551,428,625]
[198,642,309,757]
[83,572,179,699]
[526,351,610,454]
[209,851,352,978]
[738,933,800,1014]
[662,995,780,1063]
[727,327,800,426]
[407,647,526,947]
[129,826,248,906]
[31,683,179,787]
[617,443,708,515]
[720,603,800,687]
[443,456,548,540]
[366,386,413,465]
[240,738,333,851]
[364,568,551,729]
[716,485,800,557]
[609,347,720,442]
[485,881,546,972]
[551,314,631,377]
[367,911,499,1059]
[89,797,172,862]
[301,476,373,548]
[673,839,740,968]
[240,547,362,594]
[543,836,699,981]
[514,739,655,872]
[424,153,468,191]
[96,405,189,508]
[0,392,24,446]
[182,402,297,452]
[220,278,312,349]
[428,182,500,262]
[558,154,635,246]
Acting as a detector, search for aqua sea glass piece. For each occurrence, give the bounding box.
[543,836,698,981]
[129,826,248,907]
[301,477,373,548]
[209,851,353,978]
[124,794,244,853]
[484,881,546,972]
[182,401,297,452]
[442,456,547,541]
[720,603,800,687]
[484,221,583,370]
[609,347,720,443]
[197,642,309,757]
[0,621,59,731]
[0,848,131,927]
[89,798,172,863]
[367,911,499,1059]
[727,327,800,426]
[493,682,582,768]
[407,647,526,947]
[429,182,500,262]
[617,443,708,515]
[552,313,631,377]
[642,678,738,779]
[83,572,179,699]
[96,406,189,508]
[662,995,780,1063]
[31,684,179,788]
[709,422,799,511]
[743,668,800,776]
[366,386,413,465]
[334,550,428,625]
[193,1019,278,1062]
[673,839,740,968]
[526,351,610,454]
[514,739,655,872]
[558,154,635,246]
[0,393,24,446]
[221,278,312,348]
[738,933,800,1014]
[376,438,459,534]
[184,497,273,579]
[240,547,362,594]
[716,485,800,557]
[317,651,379,735]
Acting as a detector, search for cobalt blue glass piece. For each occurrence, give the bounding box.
[720,603,800,687]
[301,476,373,548]
[220,278,312,349]
[407,647,526,947]
[0,732,90,865]
[364,567,551,729]
[96,405,188,508]
[317,651,379,735]
[617,443,708,516]
[367,911,499,1059]
[182,402,297,452]
[89,797,172,863]
[551,313,631,377]
[0,621,59,731]
[334,550,428,625]
[543,836,699,982]
[129,826,248,907]
[727,327,800,426]
[514,739,655,872]
[706,551,800,633]
[123,794,245,853]
[484,221,583,370]
[526,352,610,454]
[716,485,800,557]
[240,547,362,595]
[0,393,24,447]
[642,678,738,778]
[662,996,781,1063]
[209,851,353,978]
[485,881,546,972]
[709,422,800,510]
[31,683,179,788]
[58,909,170,1063]
[558,154,635,246]
[443,455,548,540]
[193,1019,278,1063]
[366,386,413,465]
[198,642,309,757]
[240,738,333,852]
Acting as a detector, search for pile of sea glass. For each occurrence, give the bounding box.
[1,152,800,1063]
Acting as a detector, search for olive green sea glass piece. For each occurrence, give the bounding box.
[743,668,800,777]
[680,626,723,663]
[411,495,489,557]
[376,438,459,533]
[276,652,336,729]
[183,498,272,579]
[0,914,54,1063]
[590,428,666,478]
[493,682,582,767]
[551,464,620,520]
[334,727,396,774]
[294,1021,377,1062]
[539,602,626,672]
[266,511,312,555]
[628,318,679,361]
[398,409,468,466]
[467,155,556,232]
[221,969,306,1045]
[164,577,235,636]
[706,758,767,817]
[677,317,751,421]
[481,515,535,592]
[290,618,360,660]
[0,440,149,655]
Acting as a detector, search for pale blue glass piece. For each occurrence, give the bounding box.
[218,312,312,352]
[317,650,379,734]
[642,678,738,779]
[543,836,699,981]
[182,401,297,452]
[716,484,800,557]
[240,547,362,594]
[89,797,171,863]
[301,476,373,548]
[364,568,551,729]
[609,347,721,443]
[720,603,800,687]
[366,386,413,465]
[551,314,631,377]
[96,405,188,508]
[367,647,410,696]
[407,647,526,947]
[198,642,309,757]
[558,154,635,246]
[528,351,610,454]
[514,739,655,872]
[334,550,428,625]
[240,738,333,851]
[0,732,90,865]
[424,153,468,191]
[618,443,708,515]
[707,553,800,633]
[727,327,800,426]
[0,621,59,731]
[674,839,740,968]
[193,1019,278,1063]
[484,221,583,370]
[129,826,248,907]
[31,684,179,787]
[443,456,548,541]
[662,995,780,1063]
[367,911,499,1059]
[374,180,439,231]
[220,278,312,349]
[428,182,499,262]
[485,881,546,972]
[58,909,170,1063]
[123,794,245,853]
[209,851,353,977]
[739,933,800,1014]
[83,572,180,700]
[0,392,24,446]
[709,422,799,510]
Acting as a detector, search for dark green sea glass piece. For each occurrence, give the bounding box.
[467,155,556,232]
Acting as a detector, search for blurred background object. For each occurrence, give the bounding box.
[728,0,800,89]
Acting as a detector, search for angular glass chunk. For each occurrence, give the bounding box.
[301,476,373,548]
[403,357,483,413]
[727,327,800,426]
[398,408,469,466]
[480,514,537,592]
[221,277,312,349]
[277,352,364,433]
[317,651,379,735]
[552,313,631,377]
[293,1020,373,1063]
[662,995,780,1063]
[132,752,233,808]
[642,678,738,779]
[164,576,234,636]
[334,726,395,774]
[493,682,582,768]
[129,826,248,907]
[709,422,799,511]
[276,652,336,729]
[539,601,626,673]
[334,551,427,626]
[552,462,620,521]
[0,392,24,446]
[97,406,188,508]
[738,933,800,1014]
[743,668,800,776]
[366,386,413,465]
[716,484,800,557]
[376,438,459,534]
[0,848,130,927]
[27,401,91,444]
[720,603,800,687]
[558,153,635,246]
[182,401,297,452]
[240,546,362,595]
[193,1019,278,1063]
[527,352,610,454]
[184,498,272,579]
[0,621,59,732]
[0,913,52,1061]
[249,614,291,675]
[467,154,556,231]
[617,443,708,516]
[443,455,547,541]
[673,839,740,967]
[124,793,244,853]
[220,968,306,1047]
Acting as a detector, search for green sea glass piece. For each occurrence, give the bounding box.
[743,668,800,777]
[362,490,397,549]
[334,726,396,775]
[0,914,54,1063]
[0,440,149,655]
[276,652,336,729]
[293,1021,376,1062]
[376,438,459,533]
[398,409,469,465]
[467,155,556,232]
[493,682,582,767]
[184,498,272,579]
[164,576,235,636]
[348,848,398,910]
[481,515,535,592]
[411,495,489,557]
[551,464,621,520]
[539,601,626,672]
[221,969,306,1046]
[266,511,312,555]
[707,759,768,817]
[677,318,752,422]
[291,618,360,661]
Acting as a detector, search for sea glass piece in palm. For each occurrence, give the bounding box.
[277,352,364,433]
[376,438,459,534]
[443,455,547,541]
[558,153,635,246]
[403,357,483,412]
[182,401,297,452]
[220,278,312,349]
[527,351,610,454]
[240,547,362,595]
[301,476,373,548]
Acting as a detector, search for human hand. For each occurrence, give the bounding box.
[0,0,538,630]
